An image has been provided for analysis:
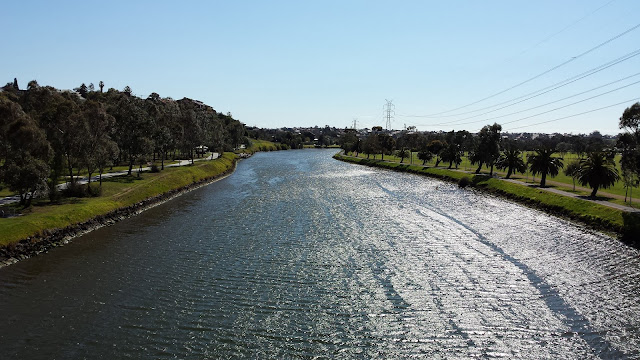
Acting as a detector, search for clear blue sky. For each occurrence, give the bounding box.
[4,0,640,135]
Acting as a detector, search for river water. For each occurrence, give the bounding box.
[1,149,639,359]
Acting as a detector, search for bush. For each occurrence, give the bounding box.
[62,183,89,198]
[62,183,102,198]
[458,176,472,188]
[150,164,160,173]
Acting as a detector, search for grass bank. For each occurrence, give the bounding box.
[0,152,237,250]
[334,153,640,244]
[243,139,287,153]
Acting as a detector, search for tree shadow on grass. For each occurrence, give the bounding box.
[577,195,615,202]
[103,175,143,184]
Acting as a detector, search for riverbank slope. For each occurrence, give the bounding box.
[0,153,237,265]
[334,153,640,245]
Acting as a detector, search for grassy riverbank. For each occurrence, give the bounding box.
[334,153,640,243]
[0,153,237,247]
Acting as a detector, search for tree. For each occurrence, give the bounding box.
[617,132,639,202]
[74,83,88,98]
[378,134,395,160]
[395,148,410,163]
[99,81,104,93]
[441,131,464,169]
[78,101,118,191]
[27,80,39,90]
[619,102,640,135]
[577,151,620,198]
[527,147,564,187]
[0,99,52,206]
[109,93,152,175]
[427,140,446,167]
[340,131,359,155]
[495,143,527,179]
[417,149,433,165]
[471,123,502,175]
[564,160,581,191]
[619,102,640,187]
[622,168,638,203]
[362,134,379,159]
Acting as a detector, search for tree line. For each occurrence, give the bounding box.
[0,79,248,206]
[340,103,640,199]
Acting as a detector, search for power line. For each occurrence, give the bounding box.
[505,97,640,131]
[400,47,640,120]
[509,0,617,59]
[499,80,640,126]
[413,72,640,128]
[410,21,640,117]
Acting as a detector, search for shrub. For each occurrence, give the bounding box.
[150,164,160,173]
[458,176,472,188]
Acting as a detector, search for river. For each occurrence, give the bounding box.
[1,149,639,359]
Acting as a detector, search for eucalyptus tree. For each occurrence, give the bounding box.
[19,86,79,198]
[427,139,446,167]
[362,134,379,159]
[79,100,117,191]
[177,99,204,163]
[441,130,467,169]
[395,148,410,163]
[617,133,638,202]
[340,131,359,155]
[0,99,52,206]
[377,134,395,160]
[577,151,620,198]
[619,102,640,180]
[563,160,581,191]
[527,148,564,187]
[417,148,433,165]
[109,92,152,175]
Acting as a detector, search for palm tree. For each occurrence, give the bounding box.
[527,148,564,187]
[563,160,581,191]
[496,147,526,179]
[577,151,620,198]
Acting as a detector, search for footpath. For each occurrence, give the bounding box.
[501,178,639,213]
[0,153,219,207]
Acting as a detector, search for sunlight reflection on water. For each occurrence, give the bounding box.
[0,149,639,359]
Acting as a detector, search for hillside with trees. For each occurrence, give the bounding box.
[0,79,248,206]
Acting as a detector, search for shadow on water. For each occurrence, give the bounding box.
[425,203,626,359]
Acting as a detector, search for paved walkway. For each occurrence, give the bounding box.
[501,178,639,213]
[0,153,218,206]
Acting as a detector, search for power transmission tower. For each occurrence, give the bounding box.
[352,118,358,130]
[384,99,395,131]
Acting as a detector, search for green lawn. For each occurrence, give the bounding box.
[0,153,237,247]
[336,153,640,240]
[349,151,636,201]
